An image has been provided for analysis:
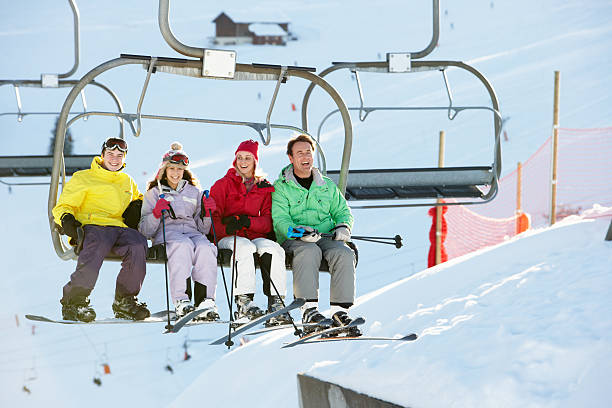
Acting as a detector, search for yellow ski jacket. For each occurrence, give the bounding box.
[52,156,142,228]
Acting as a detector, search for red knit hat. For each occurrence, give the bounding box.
[235,140,259,162]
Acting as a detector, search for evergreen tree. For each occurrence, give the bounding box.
[48,116,74,155]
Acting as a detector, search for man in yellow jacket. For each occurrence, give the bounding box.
[52,137,150,322]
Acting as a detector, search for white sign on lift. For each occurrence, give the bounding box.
[387,52,411,73]
[202,49,236,79]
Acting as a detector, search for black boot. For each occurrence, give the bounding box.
[112,295,150,320]
[61,296,96,322]
[302,307,332,334]
[331,310,362,337]
[234,294,265,321]
[265,295,292,327]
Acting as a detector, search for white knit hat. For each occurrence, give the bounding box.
[155,142,189,181]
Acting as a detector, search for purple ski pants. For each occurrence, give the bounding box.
[166,232,218,303]
[62,225,148,300]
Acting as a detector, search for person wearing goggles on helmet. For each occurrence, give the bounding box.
[210,140,288,326]
[52,137,150,322]
[139,142,220,321]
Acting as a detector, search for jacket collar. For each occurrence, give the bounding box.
[281,164,325,188]
[224,168,274,192]
[159,179,187,195]
[91,156,126,180]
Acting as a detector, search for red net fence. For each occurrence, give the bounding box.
[434,127,612,262]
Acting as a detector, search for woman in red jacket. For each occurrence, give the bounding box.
[210,140,288,325]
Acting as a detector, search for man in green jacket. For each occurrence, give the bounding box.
[272,134,360,335]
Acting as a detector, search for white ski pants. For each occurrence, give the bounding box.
[217,236,286,297]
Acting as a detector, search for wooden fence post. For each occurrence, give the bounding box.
[550,70,560,225]
[435,131,445,265]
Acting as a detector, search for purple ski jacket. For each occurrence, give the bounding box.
[139,180,212,245]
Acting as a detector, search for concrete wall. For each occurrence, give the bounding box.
[297,374,408,408]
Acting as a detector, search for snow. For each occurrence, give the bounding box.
[248,23,288,37]
[1,0,612,407]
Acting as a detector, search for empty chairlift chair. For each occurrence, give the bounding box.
[300,0,502,208]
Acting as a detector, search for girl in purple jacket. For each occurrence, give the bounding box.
[139,142,219,320]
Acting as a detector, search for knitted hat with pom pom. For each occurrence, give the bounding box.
[155,141,189,181]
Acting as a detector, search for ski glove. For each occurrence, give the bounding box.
[202,195,217,214]
[332,223,351,242]
[222,215,251,235]
[297,225,321,243]
[152,198,171,219]
[122,199,143,229]
[61,213,82,240]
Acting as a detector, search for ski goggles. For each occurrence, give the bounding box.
[163,152,189,166]
[102,138,128,153]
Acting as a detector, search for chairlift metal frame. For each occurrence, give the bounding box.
[0,0,126,186]
[49,0,354,263]
[301,0,502,209]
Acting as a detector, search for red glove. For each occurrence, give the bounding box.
[152,198,170,219]
[202,195,217,214]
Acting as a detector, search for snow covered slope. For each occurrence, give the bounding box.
[171,214,612,408]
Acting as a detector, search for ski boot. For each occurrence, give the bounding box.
[112,295,150,321]
[331,310,362,337]
[61,296,96,322]
[265,295,293,327]
[234,294,265,321]
[174,299,195,318]
[192,298,220,322]
[301,307,332,335]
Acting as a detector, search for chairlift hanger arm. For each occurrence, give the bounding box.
[0,80,125,137]
[58,0,80,79]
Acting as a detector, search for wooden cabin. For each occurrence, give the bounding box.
[212,12,291,45]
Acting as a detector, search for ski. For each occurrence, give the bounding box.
[244,318,333,336]
[165,307,229,333]
[210,298,306,345]
[244,322,318,336]
[298,332,418,345]
[25,313,168,325]
[281,317,365,349]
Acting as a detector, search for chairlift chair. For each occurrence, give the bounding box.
[301,0,502,209]
[49,0,357,270]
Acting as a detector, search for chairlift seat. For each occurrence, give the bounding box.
[144,243,358,272]
[326,166,493,200]
[0,155,96,177]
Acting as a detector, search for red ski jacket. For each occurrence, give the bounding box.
[210,168,275,240]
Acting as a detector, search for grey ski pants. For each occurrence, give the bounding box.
[281,239,356,304]
[62,225,148,300]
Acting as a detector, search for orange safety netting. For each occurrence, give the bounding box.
[439,127,612,261]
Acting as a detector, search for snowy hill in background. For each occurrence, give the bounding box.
[1,0,611,406]
[172,214,612,408]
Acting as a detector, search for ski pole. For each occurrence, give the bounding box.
[225,232,238,348]
[350,235,402,248]
[259,253,302,337]
[203,190,232,325]
[160,202,173,331]
[288,227,402,248]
